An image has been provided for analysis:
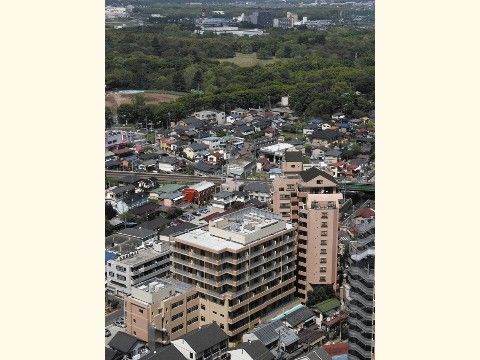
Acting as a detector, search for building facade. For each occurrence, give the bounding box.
[106,242,171,296]
[124,277,201,346]
[171,208,297,340]
[347,220,375,360]
[272,152,343,301]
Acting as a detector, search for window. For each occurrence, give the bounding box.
[291,165,295,168]
[320,258,327,264]
[172,324,184,333]
[316,180,323,184]
[133,331,136,335]
[139,309,143,314]
[220,324,224,329]
[116,274,126,281]
[133,319,136,323]
[115,265,126,272]
[201,316,205,321]
[321,240,327,245]
[320,249,327,254]
[108,271,114,277]
[320,267,327,273]
[172,300,184,309]
[190,353,194,359]
[321,231,328,236]
[172,312,183,321]
[201,304,206,310]
[320,276,326,282]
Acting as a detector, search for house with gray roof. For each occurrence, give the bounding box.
[171,323,229,360]
[228,340,274,360]
[242,320,299,359]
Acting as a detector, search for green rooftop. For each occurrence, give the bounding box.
[151,183,186,194]
[314,298,341,314]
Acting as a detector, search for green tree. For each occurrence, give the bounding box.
[105,107,114,128]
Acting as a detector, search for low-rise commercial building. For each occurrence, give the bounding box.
[106,242,171,296]
[125,277,200,346]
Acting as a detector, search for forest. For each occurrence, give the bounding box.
[106,24,374,127]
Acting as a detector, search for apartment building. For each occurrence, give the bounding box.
[272,152,343,301]
[124,277,201,347]
[347,220,375,360]
[106,242,171,296]
[171,208,297,341]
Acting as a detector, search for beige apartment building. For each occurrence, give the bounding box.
[171,208,297,341]
[272,151,343,301]
[124,277,201,347]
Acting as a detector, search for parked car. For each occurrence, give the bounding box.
[114,317,125,328]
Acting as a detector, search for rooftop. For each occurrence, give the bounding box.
[176,228,245,252]
[178,323,228,354]
[134,276,193,295]
[116,244,169,266]
[314,298,341,314]
[189,181,215,192]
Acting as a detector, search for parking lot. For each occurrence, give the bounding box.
[105,323,124,345]
[178,206,223,226]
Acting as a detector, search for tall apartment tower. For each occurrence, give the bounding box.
[272,150,343,301]
[171,208,297,341]
[347,220,375,360]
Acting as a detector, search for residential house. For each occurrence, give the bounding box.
[243,182,271,203]
[197,136,223,150]
[158,222,198,243]
[149,184,187,202]
[207,151,227,165]
[243,320,299,360]
[157,156,179,173]
[211,191,236,210]
[221,178,245,192]
[230,108,248,118]
[106,159,122,170]
[159,191,185,208]
[256,157,271,172]
[228,341,274,360]
[282,306,317,331]
[227,159,256,178]
[129,203,162,220]
[170,323,229,360]
[194,161,218,176]
[309,130,343,147]
[107,331,150,360]
[138,159,157,172]
[296,348,332,360]
[114,193,149,214]
[183,143,209,161]
[331,112,346,121]
[106,185,136,204]
[194,110,225,124]
[141,345,186,360]
[324,149,342,164]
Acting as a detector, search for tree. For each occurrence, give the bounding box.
[105,203,117,220]
[192,69,203,91]
[184,164,194,175]
[172,72,187,91]
[306,285,336,306]
[105,107,114,128]
[151,35,161,56]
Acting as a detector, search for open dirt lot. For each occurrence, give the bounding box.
[105,91,181,109]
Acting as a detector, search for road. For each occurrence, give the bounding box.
[105,298,124,326]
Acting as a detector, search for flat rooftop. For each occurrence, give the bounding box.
[134,277,193,295]
[117,245,169,266]
[176,228,245,252]
[176,208,292,249]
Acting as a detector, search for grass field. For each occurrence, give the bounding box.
[216,52,283,67]
[105,91,182,109]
